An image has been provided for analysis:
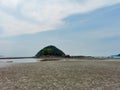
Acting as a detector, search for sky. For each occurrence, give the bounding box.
[0,0,120,57]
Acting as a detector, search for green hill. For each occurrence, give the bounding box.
[35,45,65,57]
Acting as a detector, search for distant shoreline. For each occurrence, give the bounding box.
[0,56,119,60]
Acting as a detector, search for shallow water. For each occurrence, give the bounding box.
[0,58,120,64]
[0,58,41,63]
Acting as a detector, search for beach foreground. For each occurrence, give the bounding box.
[0,59,120,90]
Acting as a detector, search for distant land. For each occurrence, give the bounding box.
[0,45,119,60]
[36,45,66,57]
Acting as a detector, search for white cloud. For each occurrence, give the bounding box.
[0,0,120,37]
[0,11,54,37]
[0,0,23,8]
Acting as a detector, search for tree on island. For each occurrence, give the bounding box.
[35,45,66,57]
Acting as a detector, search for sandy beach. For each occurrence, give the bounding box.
[0,59,120,90]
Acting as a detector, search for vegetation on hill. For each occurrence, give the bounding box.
[35,45,65,57]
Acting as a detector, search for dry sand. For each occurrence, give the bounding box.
[0,59,120,90]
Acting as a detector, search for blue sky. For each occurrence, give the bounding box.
[0,0,120,57]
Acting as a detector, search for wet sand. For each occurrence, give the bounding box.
[0,59,120,90]
[0,63,13,68]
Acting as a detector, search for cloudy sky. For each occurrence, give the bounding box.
[0,0,120,57]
